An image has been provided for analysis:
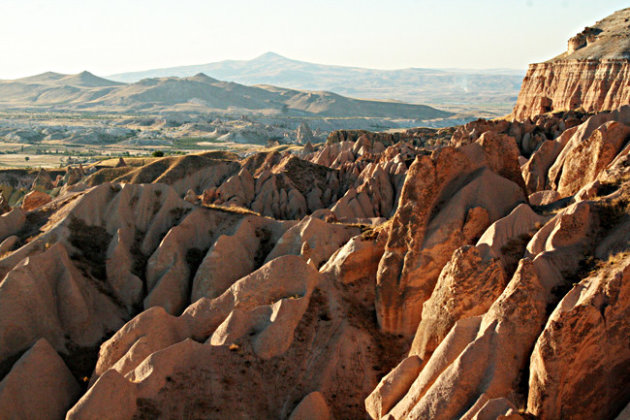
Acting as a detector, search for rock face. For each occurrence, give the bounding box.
[513,60,630,120]
[68,251,404,419]
[408,245,507,361]
[513,8,630,120]
[375,133,526,335]
[2,13,630,417]
[0,338,80,420]
[553,120,630,196]
[0,112,627,419]
[21,190,52,211]
[528,256,630,420]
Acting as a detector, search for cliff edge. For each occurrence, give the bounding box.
[513,8,630,120]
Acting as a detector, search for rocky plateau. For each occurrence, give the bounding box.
[513,8,630,120]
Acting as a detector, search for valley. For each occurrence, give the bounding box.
[0,6,629,420]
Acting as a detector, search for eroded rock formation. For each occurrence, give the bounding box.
[0,9,629,420]
[513,8,630,120]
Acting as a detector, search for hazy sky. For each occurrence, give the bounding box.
[0,0,628,79]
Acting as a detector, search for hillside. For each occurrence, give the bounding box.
[0,8,629,420]
[0,71,451,119]
[551,7,630,61]
[108,52,524,109]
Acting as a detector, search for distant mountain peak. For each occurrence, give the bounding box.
[253,52,290,61]
[105,53,524,112]
[188,73,218,83]
[61,71,122,87]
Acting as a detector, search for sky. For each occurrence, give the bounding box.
[0,0,628,79]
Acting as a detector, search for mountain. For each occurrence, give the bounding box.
[0,71,123,107]
[108,52,525,108]
[0,71,451,119]
[1,9,630,420]
[513,7,630,120]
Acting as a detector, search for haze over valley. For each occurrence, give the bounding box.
[108,52,525,114]
[0,54,504,168]
[1,2,630,420]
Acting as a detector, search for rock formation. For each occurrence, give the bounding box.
[21,190,52,211]
[528,255,630,420]
[0,339,80,419]
[513,8,630,120]
[0,9,628,420]
[375,132,527,335]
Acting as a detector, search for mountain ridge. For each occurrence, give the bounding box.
[107,52,525,109]
[0,70,452,119]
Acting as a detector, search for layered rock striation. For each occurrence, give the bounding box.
[0,9,630,420]
[513,8,630,120]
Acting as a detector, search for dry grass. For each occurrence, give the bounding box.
[96,157,159,168]
[202,203,263,217]
[108,154,227,185]
[84,166,134,186]
[263,144,303,154]
[196,150,240,160]
[596,196,629,231]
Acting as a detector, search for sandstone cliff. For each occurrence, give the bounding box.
[513,8,630,120]
[0,9,629,420]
